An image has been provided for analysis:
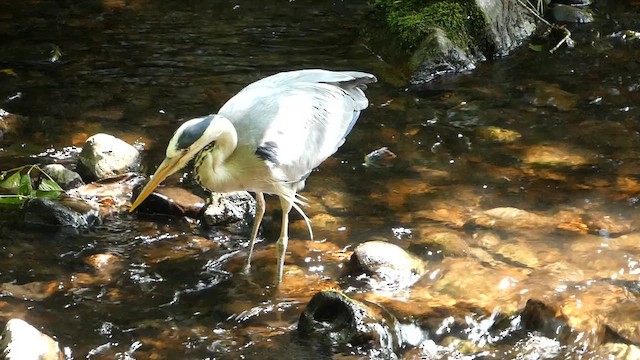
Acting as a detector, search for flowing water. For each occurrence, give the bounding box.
[1,0,640,358]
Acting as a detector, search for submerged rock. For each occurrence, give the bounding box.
[347,240,425,289]
[41,164,84,190]
[77,133,141,181]
[475,126,522,143]
[67,173,146,214]
[298,290,399,357]
[0,110,24,143]
[0,318,63,360]
[22,197,100,232]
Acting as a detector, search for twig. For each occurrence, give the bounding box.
[515,0,575,53]
[549,27,574,53]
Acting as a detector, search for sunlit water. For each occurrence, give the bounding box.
[1,0,640,358]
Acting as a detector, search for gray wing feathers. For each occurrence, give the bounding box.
[219,69,376,184]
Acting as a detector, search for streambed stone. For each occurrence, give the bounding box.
[521,282,640,348]
[298,290,399,357]
[521,144,596,167]
[549,3,594,23]
[348,240,425,289]
[130,184,205,218]
[23,197,100,232]
[0,318,63,360]
[41,164,84,190]
[77,133,141,181]
[202,191,255,233]
[466,207,558,232]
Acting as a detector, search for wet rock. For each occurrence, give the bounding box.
[410,231,470,259]
[84,253,123,282]
[582,211,635,237]
[22,197,100,232]
[67,173,146,213]
[429,257,529,314]
[475,0,537,56]
[378,0,537,84]
[347,240,425,289]
[525,81,579,111]
[0,281,62,301]
[549,3,594,23]
[0,109,24,143]
[41,164,84,190]
[202,191,255,233]
[410,28,478,84]
[0,318,63,360]
[574,120,635,150]
[600,343,640,360]
[521,282,640,348]
[142,235,219,265]
[466,207,558,232]
[364,147,397,168]
[131,185,205,218]
[298,290,399,357]
[77,133,141,181]
[475,126,522,143]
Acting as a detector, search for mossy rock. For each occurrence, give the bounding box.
[372,0,537,84]
[374,0,488,51]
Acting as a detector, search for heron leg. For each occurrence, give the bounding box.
[246,192,265,269]
[276,195,293,285]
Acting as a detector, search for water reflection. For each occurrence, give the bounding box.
[1,0,640,358]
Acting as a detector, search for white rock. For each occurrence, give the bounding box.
[0,318,63,360]
[78,133,140,180]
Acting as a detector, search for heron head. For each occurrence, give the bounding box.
[130,114,223,212]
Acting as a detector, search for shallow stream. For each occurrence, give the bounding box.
[1,1,640,358]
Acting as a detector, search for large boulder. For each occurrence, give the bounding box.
[373,0,537,84]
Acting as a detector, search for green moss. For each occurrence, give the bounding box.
[374,0,487,51]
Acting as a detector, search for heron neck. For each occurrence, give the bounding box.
[210,117,238,167]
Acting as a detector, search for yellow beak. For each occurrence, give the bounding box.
[129,157,182,212]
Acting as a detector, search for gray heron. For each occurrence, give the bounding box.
[129,69,377,284]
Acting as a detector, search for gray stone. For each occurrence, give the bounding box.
[475,0,538,56]
[77,133,140,181]
[348,240,425,290]
[0,318,63,360]
[298,290,399,358]
[41,164,84,190]
[410,28,479,84]
[549,3,594,23]
[23,197,101,233]
[408,0,537,84]
[203,191,256,228]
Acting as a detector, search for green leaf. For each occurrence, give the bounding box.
[0,172,21,191]
[38,178,63,192]
[35,190,61,200]
[19,174,34,196]
[0,196,27,204]
[529,44,544,52]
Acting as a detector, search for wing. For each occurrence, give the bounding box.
[218,69,376,184]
